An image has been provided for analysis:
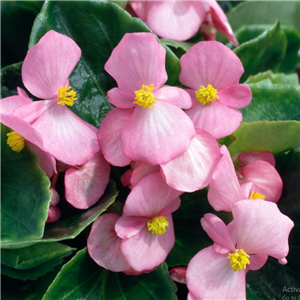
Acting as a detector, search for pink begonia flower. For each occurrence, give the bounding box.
[12,30,99,166]
[186,200,294,299]
[103,32,195,165]
[170,267,187,284]
[64,151,110,209]
[237,151,276,168]
[130,1,238,45]
[46,187,61,224]
[208,146,283,211]
[180,41,252,139]
[87,213,140,274]
[115,172,182,272]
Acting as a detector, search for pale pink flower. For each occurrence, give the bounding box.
[170,267,187,284]
[12,30,99,166]
[186,200,294,299]
[102,32,195,165]
[208,146,283,211]
[180,41,252,139]
[115,172,182,272]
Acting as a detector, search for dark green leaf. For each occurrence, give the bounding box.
[1,124,51,246]
[228,121,300,156]
[29,1,180,127]
[1,242,75,269]
[42,248,177,300]
[241,79,300,122]
[234,21,287,82]
[245,71,299,85]
[1,62,24,98]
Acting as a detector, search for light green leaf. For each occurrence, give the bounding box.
[245,71,299,85]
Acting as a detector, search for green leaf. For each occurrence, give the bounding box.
[2,181,118,249]
[245,70,299,85]
[241,79,300,122]
[1,124,51,246]
[42,248,177,300]
[234,21,287,82]
[29,1,180,127]
[1,242,75,269]
[166,189,232,267]
[228,121,300,157]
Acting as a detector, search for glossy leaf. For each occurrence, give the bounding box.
[29,1,180,127]
[234,21,287,82]
[1,124,51,246]
[42,248,177,300]
[245,71,299,85]
[228,121,300,156]
[241,79,300,122]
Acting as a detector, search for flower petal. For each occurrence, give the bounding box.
[22,30,81,99]
[238,151,276,167]
[247,254,268,271]
[104,32,167,92]
[115,216,149,239]
[161,129,220,192]
[121,101,195,165]
[107,88,135,109]
[130,162,160,189]
[186,246,246,300]
[0,95,32,114]
[98,108,132,167]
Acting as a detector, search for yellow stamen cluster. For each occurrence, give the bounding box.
[228,249,250,271]
[134,84,157,110]
[7,131,25,153]
[249,191,265,200]
[147,216,169,235]
[195,84,218,105]
[57,86,78,106]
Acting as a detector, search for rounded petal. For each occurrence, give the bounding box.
[161,129,220,192]
[186,246,246,300]
[22,30,81,99]
[87,213,133,273]
[130,1,147,20]
[46,206,61,224]
[232,200,294,260]
[0,95,32,114]
[170,267,187,284]
[65,151,110,209]
[208,145,246,211]
[31,104,100,165]
[145,1,206,41]
[179,41,244,90]
[121,101,195,165]
[122,172,182,218]
[107,88,135,109]
[247,254,268,271]
[238,151,276,167]
[239,160,283,203]
[130,162,160,189]
[218,84,252,109]
[104,32,167,92]
[155,86,192,109]
[120,215,175,272]
[98,108,132,167]
[115,216,149,239]
[186,100,242,139]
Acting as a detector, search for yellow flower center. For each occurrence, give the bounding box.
[249,191,265,200]
[195,84,218,105]
[147,216,169,235]
[57,86,78,106]
[228,249,250,271]
[7,131,25,153]
[133,84,157,110]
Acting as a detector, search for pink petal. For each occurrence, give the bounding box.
[145,1,206,41]
[159,197,181,216]
[155,86,192,109]
[121,101,195,165]
[130,1,147,20]
[46,205,61,223]
[201,213,236,252]
[87,213,133,273]
[104,32,167,93]
[247,254,268,271]
[115,216,149,239]
[208,145,246,211]
[107,88,135,109]
[238,151,276,168]
[239,160,283,203]
[186,100,243,139]
[161,129,220,192]
[232,200,294,260]
[31,104,99,165]
[179,41,244,90]
[64,151,110,209]
[17,87,29,97]
[170,267,187,284]
[218,84,252,109]
[130,162,160,189]
[122,172,182,218]
[0,95,32,114]
[186,246,246,300]
[120,215,175,272]
[98,108,132,167]
[22,30,81,99]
